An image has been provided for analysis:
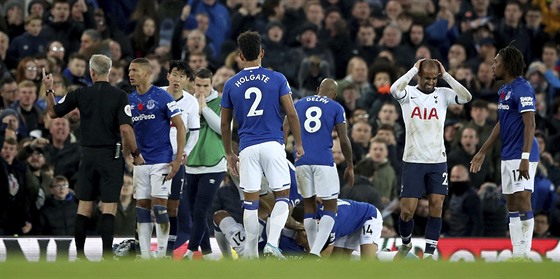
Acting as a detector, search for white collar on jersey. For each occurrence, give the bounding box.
[243,66,261,71]
[205,89,219,102]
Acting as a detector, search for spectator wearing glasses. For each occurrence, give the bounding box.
[15,57,38,84]
[47,41,66,63]
[39,175,78,235]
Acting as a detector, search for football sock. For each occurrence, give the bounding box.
[214,229,231,258]
[100,214,115,259]
[267,198,290,247]
[520,211,534,257]
[424,217,441,255]
[184,249,194,259]
[509,212,523,258]
[219,216,245,250]
[303,213,317,248]
[243,200,259,259]
[136,207,153,259]
[398,218,414,245]
[167,216,177,256]
[74,214,89,259]
[311,211,336,256]
[153,205,170,258]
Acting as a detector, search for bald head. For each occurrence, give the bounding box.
[317,78,338,98]
[450,164,470,182]
[419,59,438,74]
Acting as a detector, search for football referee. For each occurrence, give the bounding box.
[44,54,143,260]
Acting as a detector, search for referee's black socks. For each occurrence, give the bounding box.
[101,214,116,259]
[74,214,89,259]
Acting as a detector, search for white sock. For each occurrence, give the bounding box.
[304,218,317,248]
[214,230,231,258]
[184,249,194,259]
[521,218,534,257]
[509,214,523,258]
[310,215,335,256]
[377,250,398,261]
[219,216,245,250]
[243,209,259,259]
[155,222,170,258]
[137,222,153,259]
[267,200,289,247]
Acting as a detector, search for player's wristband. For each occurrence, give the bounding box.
[521,152,530,160]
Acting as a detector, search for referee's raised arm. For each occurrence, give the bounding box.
[42,68,58,118]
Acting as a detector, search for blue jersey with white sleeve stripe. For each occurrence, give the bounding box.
[129,86,181,164]
[497,77,539,161]
[221,66,291,151]
[294,95,346,166]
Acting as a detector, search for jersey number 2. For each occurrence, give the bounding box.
[245,87,263,117]
[304,106,322,133]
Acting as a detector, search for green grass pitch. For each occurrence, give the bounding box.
[1,259,558,279]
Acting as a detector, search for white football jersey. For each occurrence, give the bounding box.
[396,85,458,163]
[161,87,200,156]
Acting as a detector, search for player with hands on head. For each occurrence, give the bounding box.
[470,46,539,260]
[127,58,186,259]
[390,58,472,260]
[43,55,142,260]
[221,31,304,259]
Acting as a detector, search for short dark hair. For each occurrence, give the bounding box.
[471,99,488,109]
[0,76,16,87]
[194,68,213,80]
[497,45,526,77]
[418,59,438,74]
[377,124,395,133]
[237,31,261,61]
[169,60,193,80]
[68,53,87,63]
[130,57,151,67]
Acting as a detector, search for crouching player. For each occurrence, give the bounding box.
[320,199,417,260]
[213,161,308,259]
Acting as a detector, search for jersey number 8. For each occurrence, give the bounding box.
[304,106,322,133]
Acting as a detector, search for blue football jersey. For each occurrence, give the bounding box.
[129,86,181,164]
[317,199,378,239]
[221,66,291,151]
[497,77,539,161]
[294,95,346,166]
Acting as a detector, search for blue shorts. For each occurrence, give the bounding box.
[400,162,448,198]
[169,165,185,200]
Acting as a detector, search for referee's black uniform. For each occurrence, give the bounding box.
[53,81,132,203]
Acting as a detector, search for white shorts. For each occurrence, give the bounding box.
[500,159,538,195]
[296,164,340,199]
[334,209,383,251]
[239,141,290,193]
[133,163,172,199]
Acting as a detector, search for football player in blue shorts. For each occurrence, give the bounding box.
[390,59,472,259]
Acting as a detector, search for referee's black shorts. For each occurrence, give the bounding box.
[76,146,124,203]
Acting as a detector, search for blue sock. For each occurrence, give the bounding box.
[399,218,414,245]
[167,216,177,256]
[424,217,442,255]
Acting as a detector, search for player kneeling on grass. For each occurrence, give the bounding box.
[319,199,417,261]
[213,161,308,259]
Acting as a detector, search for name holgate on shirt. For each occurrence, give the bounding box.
[234,73,270,87]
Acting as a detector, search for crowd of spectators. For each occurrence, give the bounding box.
[0,0,559,240]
